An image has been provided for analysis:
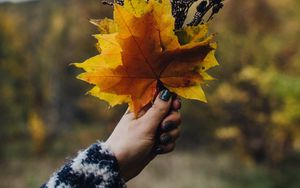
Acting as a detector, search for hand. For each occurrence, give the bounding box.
[105,89,181,182]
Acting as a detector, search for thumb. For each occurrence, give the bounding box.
[141,89,173,132]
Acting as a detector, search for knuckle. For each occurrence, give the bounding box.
[170,111,181,124]
[153,104,168,114]
[176,116,182,125]
[172,128,181,139]
[175,113,182,122]
[161,143,176,154]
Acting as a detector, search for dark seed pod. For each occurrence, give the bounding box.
[212,0,222,4]
[171,0,199,29]
[197,1,208,13]
[212,3,224,14]
[102,0,114,6]
[111,0,224,29]
[116,0,124,6]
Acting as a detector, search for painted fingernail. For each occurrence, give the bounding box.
[162,122,177,132]
[160,134,172,144]
[155,147,163,154]
[159,89,171,101]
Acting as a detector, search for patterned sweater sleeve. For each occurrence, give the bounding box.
[41,142,126,188]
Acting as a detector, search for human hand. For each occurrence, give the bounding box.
[105,89,181,182]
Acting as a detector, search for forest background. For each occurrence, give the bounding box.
[0,0,300,187]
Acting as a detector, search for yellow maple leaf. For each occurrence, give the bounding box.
[75,0,218,115]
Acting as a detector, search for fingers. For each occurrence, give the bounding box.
[161,111,181,130]
[155,110,181,155]
[172,97,181,111]
[142,89,173,130]
[155,143,176,155]
[159,128,181,144]
[156,126,181,154]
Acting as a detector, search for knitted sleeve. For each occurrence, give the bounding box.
[41,142,126,188]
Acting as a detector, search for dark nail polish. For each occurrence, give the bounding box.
[159,89,171,101]
[160,134,172,144]
[155,147,163,154]
[162,122,177,132]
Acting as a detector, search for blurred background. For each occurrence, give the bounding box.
[0,0,300,187]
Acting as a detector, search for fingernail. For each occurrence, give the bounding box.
[155,147,163,154]
[162,122,177,132]
[159,89,171,101]
[160,134,172,144]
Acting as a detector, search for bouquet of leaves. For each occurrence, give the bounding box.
[75,0,224,115]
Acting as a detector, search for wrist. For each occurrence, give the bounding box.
[105,140,129,180]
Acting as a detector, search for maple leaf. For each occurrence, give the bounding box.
[75,0,218,115]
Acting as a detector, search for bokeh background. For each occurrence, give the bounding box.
[0,0,300,187]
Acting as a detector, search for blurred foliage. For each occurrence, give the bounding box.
[0,0,300,187]
[183,0,300,164]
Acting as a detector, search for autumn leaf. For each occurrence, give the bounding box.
[75,0,218,115]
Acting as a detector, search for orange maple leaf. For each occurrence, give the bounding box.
[75,0,218,115]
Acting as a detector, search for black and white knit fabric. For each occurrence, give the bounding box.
[41,142,126,188]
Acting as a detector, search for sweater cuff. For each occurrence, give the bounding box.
[72,141,126,187]
[43,142,126,188]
